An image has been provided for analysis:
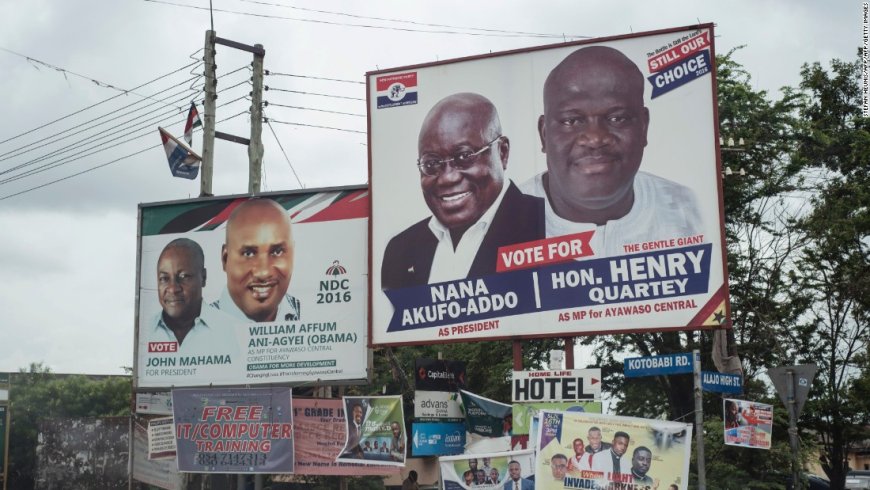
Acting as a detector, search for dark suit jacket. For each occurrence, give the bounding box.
[381,182,544,290]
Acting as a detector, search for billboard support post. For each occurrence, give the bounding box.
[693,349,706,490]
[786,370,800,490]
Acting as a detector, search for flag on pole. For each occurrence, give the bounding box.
[183,101,202,145]
[159,127,202,179]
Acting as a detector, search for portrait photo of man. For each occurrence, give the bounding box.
[340,401,365,459]
[389,420,405,461]
[212,198,301,322]
[522,45,704,255]
[381,92,544,290]
[147,238,237,355]
[550,453,568,482]
[630,446,654,484]
[590,430,632,476]
[502,460,533,490]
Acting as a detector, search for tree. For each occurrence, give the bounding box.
[789,52,870,490]
[7,362,130,490]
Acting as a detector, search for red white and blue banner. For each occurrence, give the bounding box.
[183,102,202,145]
[368,25,727,345]
[134,187,369,389]
[723,399,773,450]
[171,387,294,474]
[159,127,201,179]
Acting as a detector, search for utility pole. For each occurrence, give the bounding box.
[201,30,217,197]
[248,44,265,194]
[693,349,706,490]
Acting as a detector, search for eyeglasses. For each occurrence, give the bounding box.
[416,136,503,176]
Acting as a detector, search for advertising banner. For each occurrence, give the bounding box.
[415,358,467,391]
[723,399,773,450]
[337,396,406,466]
[292,398,398,476]
[137,392,174,415]
[440,449,536,490]
[411,420,466,457]
[135,188,369,388]
[460,390,512,454]
[172,387,294,473]
[535,410,691,490]
[415,390,463,419]
[133,417,182,490]
[148,416,177,460]
[369,25,728,346]
[512,401,603,436]
[512,369,602,402]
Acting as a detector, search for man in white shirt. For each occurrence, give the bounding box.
[522,45,703,256]
[381,93,544,289]
[590,431,632,478]
[147,238,237,356]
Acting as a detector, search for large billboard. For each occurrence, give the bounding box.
[134,187,369,388]
[368,25,728,345]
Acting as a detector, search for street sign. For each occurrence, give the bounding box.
[768,364,817,418]
[701,371,742,394]
[511,368,601,402]
[624,353,693,377]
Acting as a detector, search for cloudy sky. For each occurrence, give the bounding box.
[0,0,859,375]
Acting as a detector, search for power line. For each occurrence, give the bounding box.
[233,0,588,39]
[0,58,200,146]
[266,71,363,85]
[266,87,364,101]
[265,102,364,117]
[0,110,250,201]
[143,0,576,38]
[268,118,365,134]
[266,119,304,188]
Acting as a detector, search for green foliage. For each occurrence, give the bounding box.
[7,362,131,490]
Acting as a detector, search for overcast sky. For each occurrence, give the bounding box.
[0,0,859,375]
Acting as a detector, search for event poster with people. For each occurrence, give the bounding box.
[135,187,369,388]
[723,399,773,450]
[534,410,691,490]
[368,25,728,345]
[337,396,407,467]
[439,450,536,490]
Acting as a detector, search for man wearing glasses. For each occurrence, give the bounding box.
[381,92,544,290]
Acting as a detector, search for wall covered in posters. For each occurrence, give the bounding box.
[135,187,369,388]
[368,25,728,345]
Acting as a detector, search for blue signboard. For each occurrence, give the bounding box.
[623,353,694,378]
[701,371,742,394]
[410,421,465,457]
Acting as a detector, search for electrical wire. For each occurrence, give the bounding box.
[233,0,588,39]
[0,110,250,201]
[268,118,365,134]
[266,119,304,188]
[266,87,364,101]
[265,102,364,117]
[266,71,364,85]
[0,56,200,146]
[143,0,576,38]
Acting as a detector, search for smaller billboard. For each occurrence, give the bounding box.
[415,358,467,391]
[137,392,173,415]
[415,390,462,419]
[512,369,601,402]
[147,416,176,460]
[133,417,182,490]
[172,387,294,473]
[411,421,466,457]
[723,399,773,450]
[439,449,535,489]
[535,410,691,490]
[512,401,603,436]
[337,396,406,466]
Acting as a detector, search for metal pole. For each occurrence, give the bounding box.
[693,349,706,490]
[201,30,217,197]
[248,44,265,194]
[786,369,801,490]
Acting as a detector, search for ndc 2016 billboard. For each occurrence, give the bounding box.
[368,24,729,345]
[135,187,369,388]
